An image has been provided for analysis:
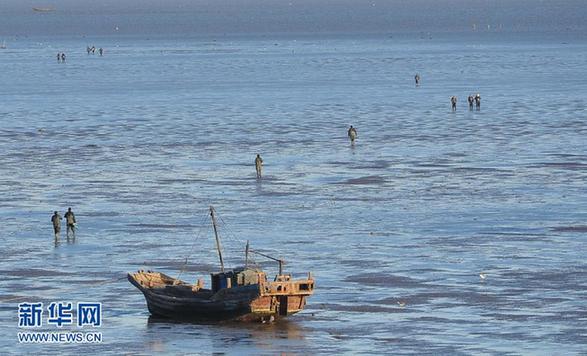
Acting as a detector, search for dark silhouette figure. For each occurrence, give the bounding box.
[255,154,263,179]
[51,211,62,238]
[475,94,481,110]
[57,53,61,62]
[414,73,420,87]
[99,48,103,56]
[468,95,474,110]
[450,96,458,111]
[61,53,66,62]
[64,207,76,238]
[347,125,358,144]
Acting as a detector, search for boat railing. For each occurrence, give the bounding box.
[260,276,314,296]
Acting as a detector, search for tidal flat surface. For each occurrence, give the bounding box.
[1,33,586,354]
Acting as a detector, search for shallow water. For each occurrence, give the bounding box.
[1,32,586,354]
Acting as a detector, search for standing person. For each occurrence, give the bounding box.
[255,154,263,179]
[99,48,103,56]
[64,207,76,238]
[450,96,458,111]
[414,73,420,87]
[57,53,61,62]
[347,125,357,144]
[475,93,481,110]
[61,53,66,62]
[51,211,62,238]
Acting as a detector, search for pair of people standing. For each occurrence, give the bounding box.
[87,46,104,56]
[56,53,66,62]
[51,208,76,238]
[468,94,481,110]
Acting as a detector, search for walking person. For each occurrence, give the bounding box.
[57,53,61,62]
[475,93,481,110]
[61,53,66,62]
[348,125,358,144]
[51,211,62,238]
[64,207,76,238]
[255,154,263,179]
[468,95,474,110]
[414,73,420,87]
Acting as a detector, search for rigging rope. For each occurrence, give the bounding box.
[216,212,285,270]
[175,210,210,282]
[215,213,261,268]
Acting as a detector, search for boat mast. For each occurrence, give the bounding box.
[210,206,225,272]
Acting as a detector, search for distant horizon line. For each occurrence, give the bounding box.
[1,28,585,40]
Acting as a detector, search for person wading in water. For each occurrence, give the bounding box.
[348,125,358,145]
[51,211,62,238]
[255,154,263,179]
[64,207,76,238]
[450,96,458,111]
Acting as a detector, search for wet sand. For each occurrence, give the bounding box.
[1,33,586,354]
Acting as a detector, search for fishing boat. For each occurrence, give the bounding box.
[128,206,315,322]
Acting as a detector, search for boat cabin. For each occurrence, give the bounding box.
[211,267,267,292]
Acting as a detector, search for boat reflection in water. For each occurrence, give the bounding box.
[129,206,315,322]
[146,315,308,352]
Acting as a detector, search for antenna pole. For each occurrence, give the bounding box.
[210,206,224,272]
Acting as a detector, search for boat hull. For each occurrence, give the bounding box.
[129,273,288,321]
[128,270,313,322]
